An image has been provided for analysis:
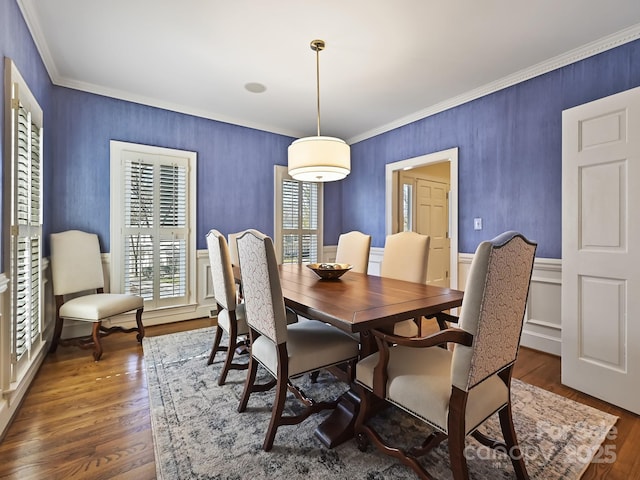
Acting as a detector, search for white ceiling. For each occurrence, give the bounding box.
[18,0,640,143]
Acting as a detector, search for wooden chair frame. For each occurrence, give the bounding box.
[50,287,144,362]
[354,327,529,480]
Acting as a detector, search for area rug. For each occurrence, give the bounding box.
[143,327,618,479]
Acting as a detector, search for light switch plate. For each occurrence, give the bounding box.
[474,217,482,230]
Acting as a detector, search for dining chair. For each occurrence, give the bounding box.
[354,231,536,480]
[206,229,250,385]
[236,229,360,451]
[334,230,372,274]
[227,232,241,267]
[49,230,145,361]
[380,231,430,336]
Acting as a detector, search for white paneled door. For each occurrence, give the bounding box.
[562,86,640,414]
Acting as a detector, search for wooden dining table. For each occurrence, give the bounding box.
[277,263,465,448]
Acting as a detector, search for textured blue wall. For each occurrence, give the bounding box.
[4,0,640,260]
[49,88,296,252]
[344,39,640,258]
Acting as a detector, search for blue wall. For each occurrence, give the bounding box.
[344,39,640,258]
[3,0,640,260]
[49,88,298,251]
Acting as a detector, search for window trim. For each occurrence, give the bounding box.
[273,165,323,264]
[2,58,44,386]
[110,140,197,310]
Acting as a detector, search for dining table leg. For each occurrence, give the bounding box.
[314,330,377,448]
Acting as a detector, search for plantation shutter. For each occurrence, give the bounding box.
[280,178,320,264]
[122,153,188,307]
[9,80,43,379]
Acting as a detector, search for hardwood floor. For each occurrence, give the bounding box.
[0,318,638,479]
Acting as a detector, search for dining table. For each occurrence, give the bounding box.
[277,263,465,448]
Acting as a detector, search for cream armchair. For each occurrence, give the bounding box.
[335,230,371,274]
[354,231,537,479]
[380,231,430,336]
[49,230,144,361]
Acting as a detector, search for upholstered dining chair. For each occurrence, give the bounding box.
[236,229,360,451]
[206,229,250,385]
[49,230,145,361]
[227,232,241,267]
[334,230,372,274]
[354,231,537,480]
[380,231,430,336]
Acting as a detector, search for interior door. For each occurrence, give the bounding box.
[416,179,450,287]
[562,85,640,414]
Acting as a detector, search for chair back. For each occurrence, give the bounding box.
[380,231,430,283]
[236,230,288,345]
[335,231,371,274]
[451,231,537,391]
[227,232,241,266]
[206,229,237,311]
[50,230,105,296]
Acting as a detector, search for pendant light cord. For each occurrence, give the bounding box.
[315,42,321,137]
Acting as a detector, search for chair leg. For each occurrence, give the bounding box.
[263,371,288,451]
[135,307,145,342]
[499,403,530,480]
[448,387,470,480]
[49,296,66,353]
[50,313,64,353]
[238,354,259,413]
[92,322,103,361]
[219,311,241,386]
[207,325,224,366]
[263,344,290,452]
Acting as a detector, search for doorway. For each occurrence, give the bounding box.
[385,148,458,290]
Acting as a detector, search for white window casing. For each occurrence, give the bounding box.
[3,58,44,386]
[110,141,196,311]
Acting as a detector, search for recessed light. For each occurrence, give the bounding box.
[245,82,266,93]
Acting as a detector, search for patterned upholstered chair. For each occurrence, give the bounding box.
[354,231,536,480]
[206,229,250,385]
[335,230,372,274]
[236,229,360,451]
[380,231,430,337]
[49,230,144,361]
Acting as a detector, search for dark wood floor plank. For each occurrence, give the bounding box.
[0,317,638,479]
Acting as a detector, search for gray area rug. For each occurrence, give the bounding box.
[143,327,617,479]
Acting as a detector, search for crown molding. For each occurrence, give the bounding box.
[347,23,640,144]
[16,1,640,145]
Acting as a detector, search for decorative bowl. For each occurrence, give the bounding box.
[306,263,353,280]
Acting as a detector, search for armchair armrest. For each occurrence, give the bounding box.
[369,327,473,398]
[371,327,472,349]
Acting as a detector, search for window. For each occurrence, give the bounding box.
[3,58,44,383]
[402,182,413,232]
[274,166,323,264]
[110,141,196,310]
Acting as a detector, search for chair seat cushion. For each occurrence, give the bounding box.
[59,293,143,321]
[356,345,508,434]
[251,319,359,378]
[217,303,249,336]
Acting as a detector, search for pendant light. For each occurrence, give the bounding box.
[288,39,350,182]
